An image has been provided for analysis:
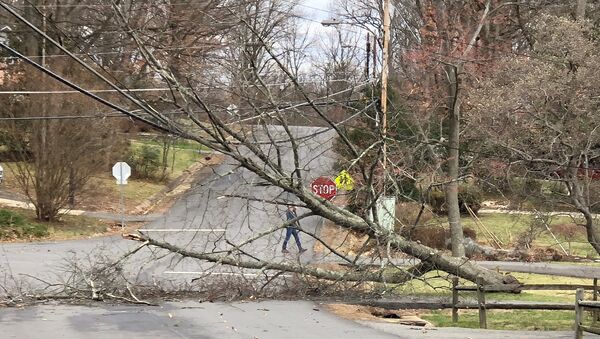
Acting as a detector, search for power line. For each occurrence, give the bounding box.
[0,40,175,133]
[0,79,361,95]
[0,1,176,130]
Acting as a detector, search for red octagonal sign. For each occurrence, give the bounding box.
[311,177,337,200]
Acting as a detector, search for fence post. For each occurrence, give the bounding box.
[452,276,459,323]
[594,278,598,324]
[576,288,584,339]
[477,276,487,329]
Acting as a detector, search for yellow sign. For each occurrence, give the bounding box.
[335,170,355,191]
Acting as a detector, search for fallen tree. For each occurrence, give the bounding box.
[0,0,520,290]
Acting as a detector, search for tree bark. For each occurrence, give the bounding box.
[445,65,465,257]
[567,165,600,255]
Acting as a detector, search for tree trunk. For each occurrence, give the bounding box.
[567,164,600,255]
[294,188,513,285]
[446,64,465,257]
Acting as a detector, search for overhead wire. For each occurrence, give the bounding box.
[0,0,188,132]
[0,40,177,133]
[0,78,361,94]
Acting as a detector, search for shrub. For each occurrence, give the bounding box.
[394,202,433,233]
[127,145,161,180]
[427,184,483,215]
[0,209,49,239]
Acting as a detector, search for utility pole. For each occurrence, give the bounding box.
[372,35,377,80]
[365,33,370,81]
[381,0,390,173]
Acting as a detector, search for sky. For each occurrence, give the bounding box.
[302,0,333,21]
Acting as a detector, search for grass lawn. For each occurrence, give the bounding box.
[131,136,207,178]
[1,136,211,213]
[423,309,575,330]
[442,213,597,257]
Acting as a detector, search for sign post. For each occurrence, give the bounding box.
[311,177,337,200]
[112,162,131,229]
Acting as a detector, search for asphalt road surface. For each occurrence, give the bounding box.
[0,125,337,288]
[0,300,590,339]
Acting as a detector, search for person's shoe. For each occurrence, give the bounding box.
[282,249,289,254]
[299,248,307,254]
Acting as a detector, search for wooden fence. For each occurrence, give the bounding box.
[575,288,600,338]
[451,277,599,329]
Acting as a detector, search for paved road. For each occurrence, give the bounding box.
[0,125,337,288]
[0,300,590,339]
[0,125,598,338]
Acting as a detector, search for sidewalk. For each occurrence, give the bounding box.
[0,197,161,222]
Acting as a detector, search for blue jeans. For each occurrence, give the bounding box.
[282,227,302,250]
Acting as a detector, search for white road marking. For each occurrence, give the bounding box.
[138,229,226,232]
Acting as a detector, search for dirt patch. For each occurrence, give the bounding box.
[325,303,431,326]
[133,154,224,215]
[72,153,223,215]
[314,219,416,259]
[314,221,372,256]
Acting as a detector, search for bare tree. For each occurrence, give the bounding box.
[469,14,600,254]
[104,1,518,286]
[0,0,521,291]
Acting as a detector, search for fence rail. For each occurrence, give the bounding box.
[452,277,600,329]
[575,288,600,338]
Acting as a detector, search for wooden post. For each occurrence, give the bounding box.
[594,278,598,324]
[477,277,487,329]
[452,276,459,323]
[576,288,584,339]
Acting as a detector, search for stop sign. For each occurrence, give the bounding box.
[311,177,337,200]
[112,161,131,185]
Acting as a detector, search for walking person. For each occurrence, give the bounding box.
[282,205,307,254]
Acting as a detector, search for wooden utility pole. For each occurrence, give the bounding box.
[365,33,370,80]
[381,0,390,172]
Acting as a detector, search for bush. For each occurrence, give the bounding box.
[400,225,477,250]
[127,145,161,180]
[394,202,433,233]
[427,184,483,215]
[0,209,49,239]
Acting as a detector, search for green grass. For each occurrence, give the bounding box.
[0,207,108,240]
[0,209,48,239]
[428,213,596,257]
[394,271,598,330]
[134,136,208,151]
[423,309,575,330]
[130,139,203,179]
